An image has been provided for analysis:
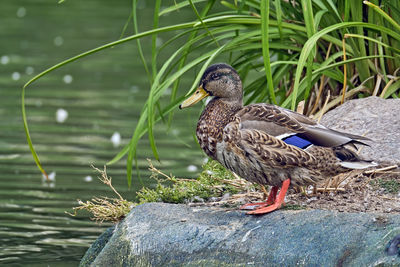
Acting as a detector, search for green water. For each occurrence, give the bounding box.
[0,1,205,265]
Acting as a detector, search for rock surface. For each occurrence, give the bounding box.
[81,203,400,266]
[81,97,400,266]
[321,97,400,163]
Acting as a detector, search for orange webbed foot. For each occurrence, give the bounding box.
[239,185,278,210]
[244,179,290,215]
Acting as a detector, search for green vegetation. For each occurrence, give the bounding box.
[23,1,400,185]
[137,160,248,204]
[71,160,257,222]
[372,178,400,194]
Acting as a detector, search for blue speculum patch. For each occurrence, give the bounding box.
[282,135,312,149]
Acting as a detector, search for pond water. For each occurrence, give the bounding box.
[0,0,206,265]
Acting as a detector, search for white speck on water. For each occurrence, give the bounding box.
[241,225,261,242]
[130,85,139,93]
[110,132,121,147]
[25,66,34,75]
[48,172,56,181]
[63,74,73,84]
[1,55,10,65]
[84,175,93,182]
[203,157,209,164]
[35,100,43,107]
[43,171,56,182]
[17,7,26,18]
[54,36,64,46]
[171,129,179,135]
[56,108,68,123]
[0,154,20,160]
[187,165,198,172]
[12,72,21,81]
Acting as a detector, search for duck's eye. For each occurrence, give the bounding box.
[210,74,220,81]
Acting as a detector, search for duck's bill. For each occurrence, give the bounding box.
[179,86,209,109]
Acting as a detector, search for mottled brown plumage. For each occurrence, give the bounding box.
[180,63,376,214]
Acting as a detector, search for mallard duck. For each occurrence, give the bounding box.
[179,63,376,214]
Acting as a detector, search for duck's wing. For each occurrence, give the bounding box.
[221,116,316,170]
[236,103,371,148]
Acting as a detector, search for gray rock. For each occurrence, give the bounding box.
[321,97,400,163]
[81,97,400,266]
[81,203,400,266]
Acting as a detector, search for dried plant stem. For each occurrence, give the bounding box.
[316,187,345,192]
[317,90,330,123]
[365,165,398,174]
[341,36,348,104]
[66,165,134,223]
[313,85,368,119]
[91,165,124,200]
[309,42,332,115]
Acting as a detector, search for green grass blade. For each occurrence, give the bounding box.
[147,46,184,162]
[151,0,162,80]
[21,86,48,179]
[188,0,219,47]
[364,1,400,32]
[383,79,400,98]
[274,0,283,40]
[261,0,276,104]
[344,0,350,22]
[344,33,400,53]
[313,55,394,76]
[119,10,132,39]
[301,0,315,104]
[351,0,370,84]
[377,36,388,83]
[159,0,206,16]
[133,0,151,84]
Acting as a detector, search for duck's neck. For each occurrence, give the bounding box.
[196,97,242,159]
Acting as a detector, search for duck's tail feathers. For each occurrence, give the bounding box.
[333,145,377,169]
[340,160,378,169]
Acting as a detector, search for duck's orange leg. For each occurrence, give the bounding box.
[246,178,291,215]
[239,186,278,210]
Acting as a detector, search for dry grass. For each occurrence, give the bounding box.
[66,166,135,223]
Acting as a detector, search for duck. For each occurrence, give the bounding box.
[179,63,376,215]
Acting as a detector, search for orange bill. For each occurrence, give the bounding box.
[179,86,209,109]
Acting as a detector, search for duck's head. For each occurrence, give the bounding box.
[179,63,242,109]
